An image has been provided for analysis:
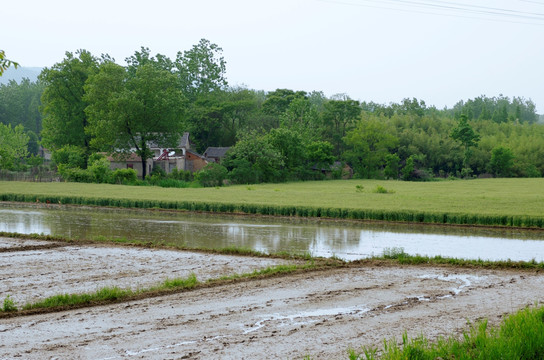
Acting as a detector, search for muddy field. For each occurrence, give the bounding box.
[1,237,543,359]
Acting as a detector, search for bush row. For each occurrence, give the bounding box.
[2,193,543,228]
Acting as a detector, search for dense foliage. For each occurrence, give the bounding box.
[1,41,543,181]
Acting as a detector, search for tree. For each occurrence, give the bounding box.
[0,123,29,170]
[322,97,361,155]
[261,89,307,128]
[219,87,262,145]
[0,50,18,75]
[51,144,86,169]
[0,78,44,135]
[266,127,308,180]
[450,114,480,172]
[307,140,335,170]
[490,146,514,177]
[492,104,508,123]
[402,155,415,181]
[262,89,307,117]
[384,153,400,179]
[174,39,229,150]
[84,61,185,178]
[222,133,283,184]
[195,163,228,187]
[40,50,100,154]
[343,115,398,178]
[175,39,227,100]
[125,47,173,75]
[280,96,320,138]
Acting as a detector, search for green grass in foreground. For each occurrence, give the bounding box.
[1,178,544,227]
[334,305,544,360]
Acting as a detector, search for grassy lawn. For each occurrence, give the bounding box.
[1,178,543,224]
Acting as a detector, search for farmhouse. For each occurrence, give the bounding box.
[203,147,230,163]
[109,132,209,178]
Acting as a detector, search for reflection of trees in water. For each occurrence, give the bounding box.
[0,210,50,235]
[50,209,93,239]
[2,206,543,260]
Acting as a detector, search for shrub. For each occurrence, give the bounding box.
[2,295,17,312]
[149,165,166,179]
[87,155,112,183]
[111,168,137,184]
[524,164,541,178]
[51,145,87,169]
[402,156,414,181]
[195,163,228,187]
[373,185,394,194]
[57,164,94,183]
[168,168,193,181]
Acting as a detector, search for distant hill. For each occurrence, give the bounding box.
[0,66,42,84]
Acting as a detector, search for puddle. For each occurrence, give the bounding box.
[418,273,482,295]
[244,305,370,334]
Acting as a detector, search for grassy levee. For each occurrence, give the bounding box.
[1,178,544,227]
[350,305,544,360]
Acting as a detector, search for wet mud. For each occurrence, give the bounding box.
[1,237,543,359]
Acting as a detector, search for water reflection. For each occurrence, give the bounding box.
[1,203,543,261]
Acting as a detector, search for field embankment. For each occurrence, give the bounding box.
[1,178,544,227]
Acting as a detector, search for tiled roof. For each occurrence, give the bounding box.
[204,147,230,158]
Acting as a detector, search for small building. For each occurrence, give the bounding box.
[107,133,213,178]
[153,148,208,173]
[108,153,153,178]
[183,150,208,172]
[203,147,230,163]
[147,132,193,158]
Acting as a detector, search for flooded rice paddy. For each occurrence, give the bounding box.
[1,203,543,261]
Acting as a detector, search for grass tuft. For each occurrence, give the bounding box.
[356,305,544,360]
[2,295,17,312]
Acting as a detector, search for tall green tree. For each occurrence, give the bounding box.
[384,153,400,179]
[343,115,398,178]
[490,146,515,177]
[0,79,44,134]
[322,97,361,155]
[280,97,321,140]
[175,39,227,100]
[222,132,283,184]
[450,114,480,172]
[261,89,307,128]
[266,127,307,179]
[125,47,173,75]
[39,50,100,154]
[0,123,28,170]
[84,61,185,178]
[174,39,228,149]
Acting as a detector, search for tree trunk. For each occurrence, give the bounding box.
[141,157,147,179]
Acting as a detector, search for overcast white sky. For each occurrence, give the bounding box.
[4,0,544,111]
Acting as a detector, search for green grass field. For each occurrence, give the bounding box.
[1,178,544,227]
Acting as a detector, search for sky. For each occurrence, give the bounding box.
[4,0,544,112]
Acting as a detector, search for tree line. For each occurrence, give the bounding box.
[1,39,543,184]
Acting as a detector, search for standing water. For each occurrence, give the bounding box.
[0,203,543,261]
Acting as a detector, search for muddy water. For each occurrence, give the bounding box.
[1,203,543,261]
